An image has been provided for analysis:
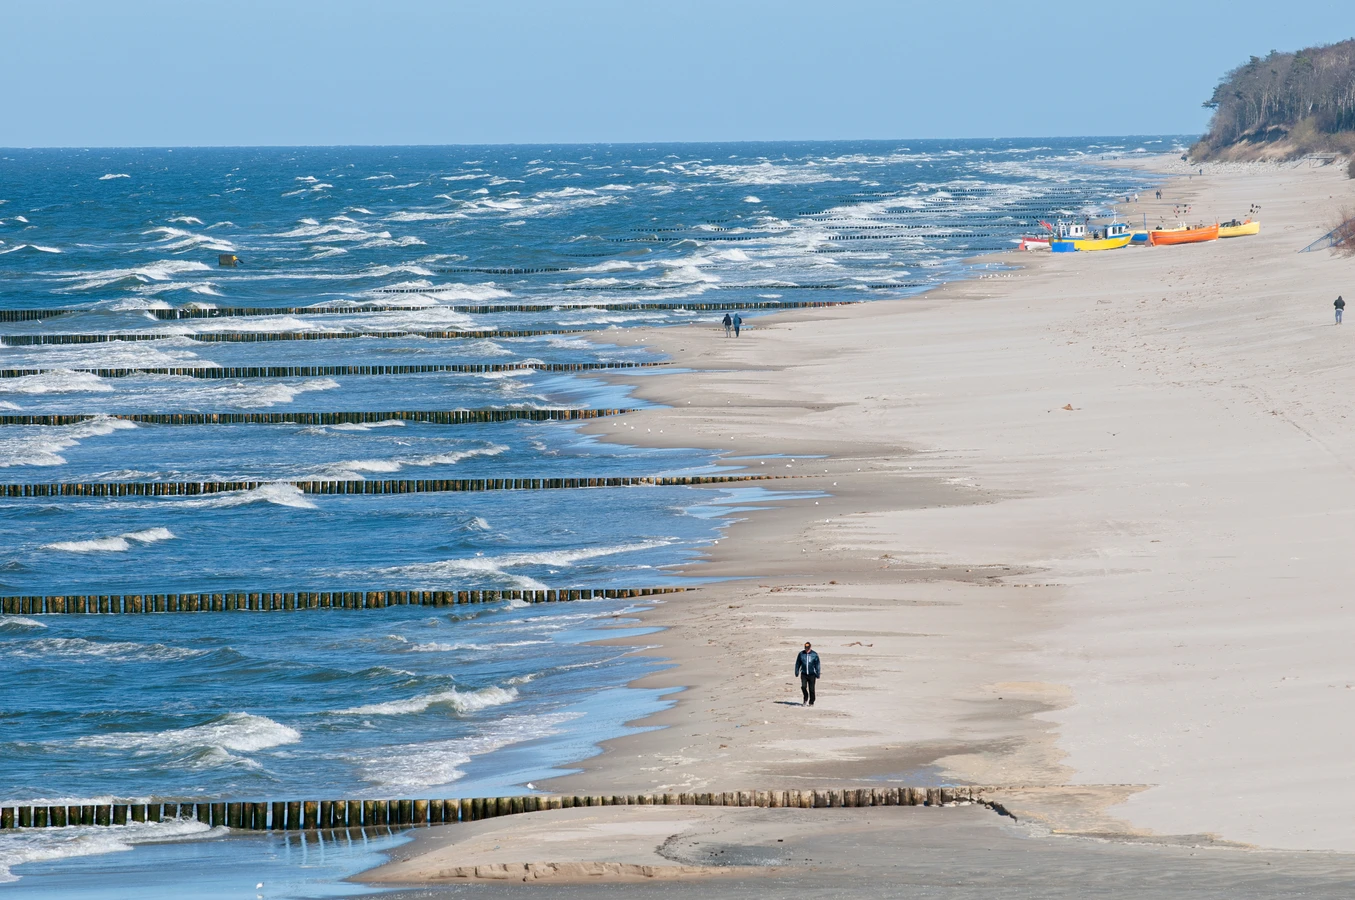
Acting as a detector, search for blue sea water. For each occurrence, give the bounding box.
[0,138,1176,892]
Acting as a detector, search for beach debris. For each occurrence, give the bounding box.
[1062,403,1075,410]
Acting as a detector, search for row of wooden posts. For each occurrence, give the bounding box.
[0,361,664,380]
[153,300,852,316]
[0,408,633,427]
[0,328,586,346]
[0,473,782,498]
[2,586,685,616]
[0,786,1002,832]
[0,300,855,322]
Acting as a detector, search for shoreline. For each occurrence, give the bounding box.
[540,153,1355,843]
[359,153,1355,887]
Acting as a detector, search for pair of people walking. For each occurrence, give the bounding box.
[794,642,820,706]
[721,313,742,337]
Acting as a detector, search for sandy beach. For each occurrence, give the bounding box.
[361,155,1355,888]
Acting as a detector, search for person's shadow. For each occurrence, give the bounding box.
[773,700,806,706]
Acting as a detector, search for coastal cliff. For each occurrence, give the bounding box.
[1192,39,1355,163]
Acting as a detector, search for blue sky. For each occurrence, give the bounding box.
[2,1,1350,146]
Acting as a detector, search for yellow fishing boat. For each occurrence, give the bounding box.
[1073,233,1133,251]
[1218,218,1260,238]
[1050,221,1133,252]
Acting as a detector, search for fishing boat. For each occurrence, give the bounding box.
[1018,235,1050,251]
[1147,223,1218,246]
[1218,218,1260,238]
[1050,219,1132,252]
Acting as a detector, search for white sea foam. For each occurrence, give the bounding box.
[99,173,131,180]
[0,616,46,632]
[56,260,211,292]
[0,339,205,371]
[311,444,506,480]
[174,482,316,510]
[0,244,62,255]
[44,526,176,553]
[333,685,517,717]
[323,419,407,432]
[350,712,577,790]
[142,226,236,253]
[0,818,218,884]
[0,371,113,395]
[11,636,204,663]
[167,216,204,225]
[372,540,671,589]
[138,377,340,409]
[73,712,301,761]
[0,415,138,467]
[743,195,761,203]
[408,639,550,653]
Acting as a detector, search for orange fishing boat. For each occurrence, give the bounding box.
[1148,224,1218,246]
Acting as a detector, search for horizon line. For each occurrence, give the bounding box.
[0,134,1197,152]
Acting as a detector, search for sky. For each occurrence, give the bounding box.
[2,1,1351,147]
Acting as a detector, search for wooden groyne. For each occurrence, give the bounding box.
[0,361,665,380]
[0,328,586,346]
[0,299,860,323]
[0,409,633,427]
[0,310,73,322]
[2,586,687,616]
[0,473,788,498]
[0,786,1006,831]
[156,300,856,314]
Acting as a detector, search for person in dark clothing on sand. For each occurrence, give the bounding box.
[1336,296,1345,325]
[722,313,732,337]
[795,642,820,706]
[732,313,742,337]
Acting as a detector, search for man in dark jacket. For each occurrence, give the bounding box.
[722,313,733,336]
[794,642,820,706]
[1336,295,1345,325]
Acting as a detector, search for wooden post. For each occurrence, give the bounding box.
[304,801,318,829]
[346,800,361,828]
[271,801,285,829]
[227,803,241,828]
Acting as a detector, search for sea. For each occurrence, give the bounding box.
[0,138,1175,896]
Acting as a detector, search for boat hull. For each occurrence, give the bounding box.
[1050,234,1133,252]
[1218,220,1260,238]
[1074,234,1133,251]
[1148,224,1219,246]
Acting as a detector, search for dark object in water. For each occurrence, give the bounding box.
[218,254,240,267]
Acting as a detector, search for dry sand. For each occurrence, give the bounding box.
[362,156,1355,889]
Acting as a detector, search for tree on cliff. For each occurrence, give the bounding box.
[1194,40,1355,159]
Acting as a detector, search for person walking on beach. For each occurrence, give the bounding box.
[1336,295,1345,325]
[732,313,743,337]
[795,642,820,706]
[722,312,732,337]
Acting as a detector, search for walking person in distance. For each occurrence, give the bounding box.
[1336,295,1345,325]
[722,312,732,336]
[732,313,743,337]
[795,641,820,706]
